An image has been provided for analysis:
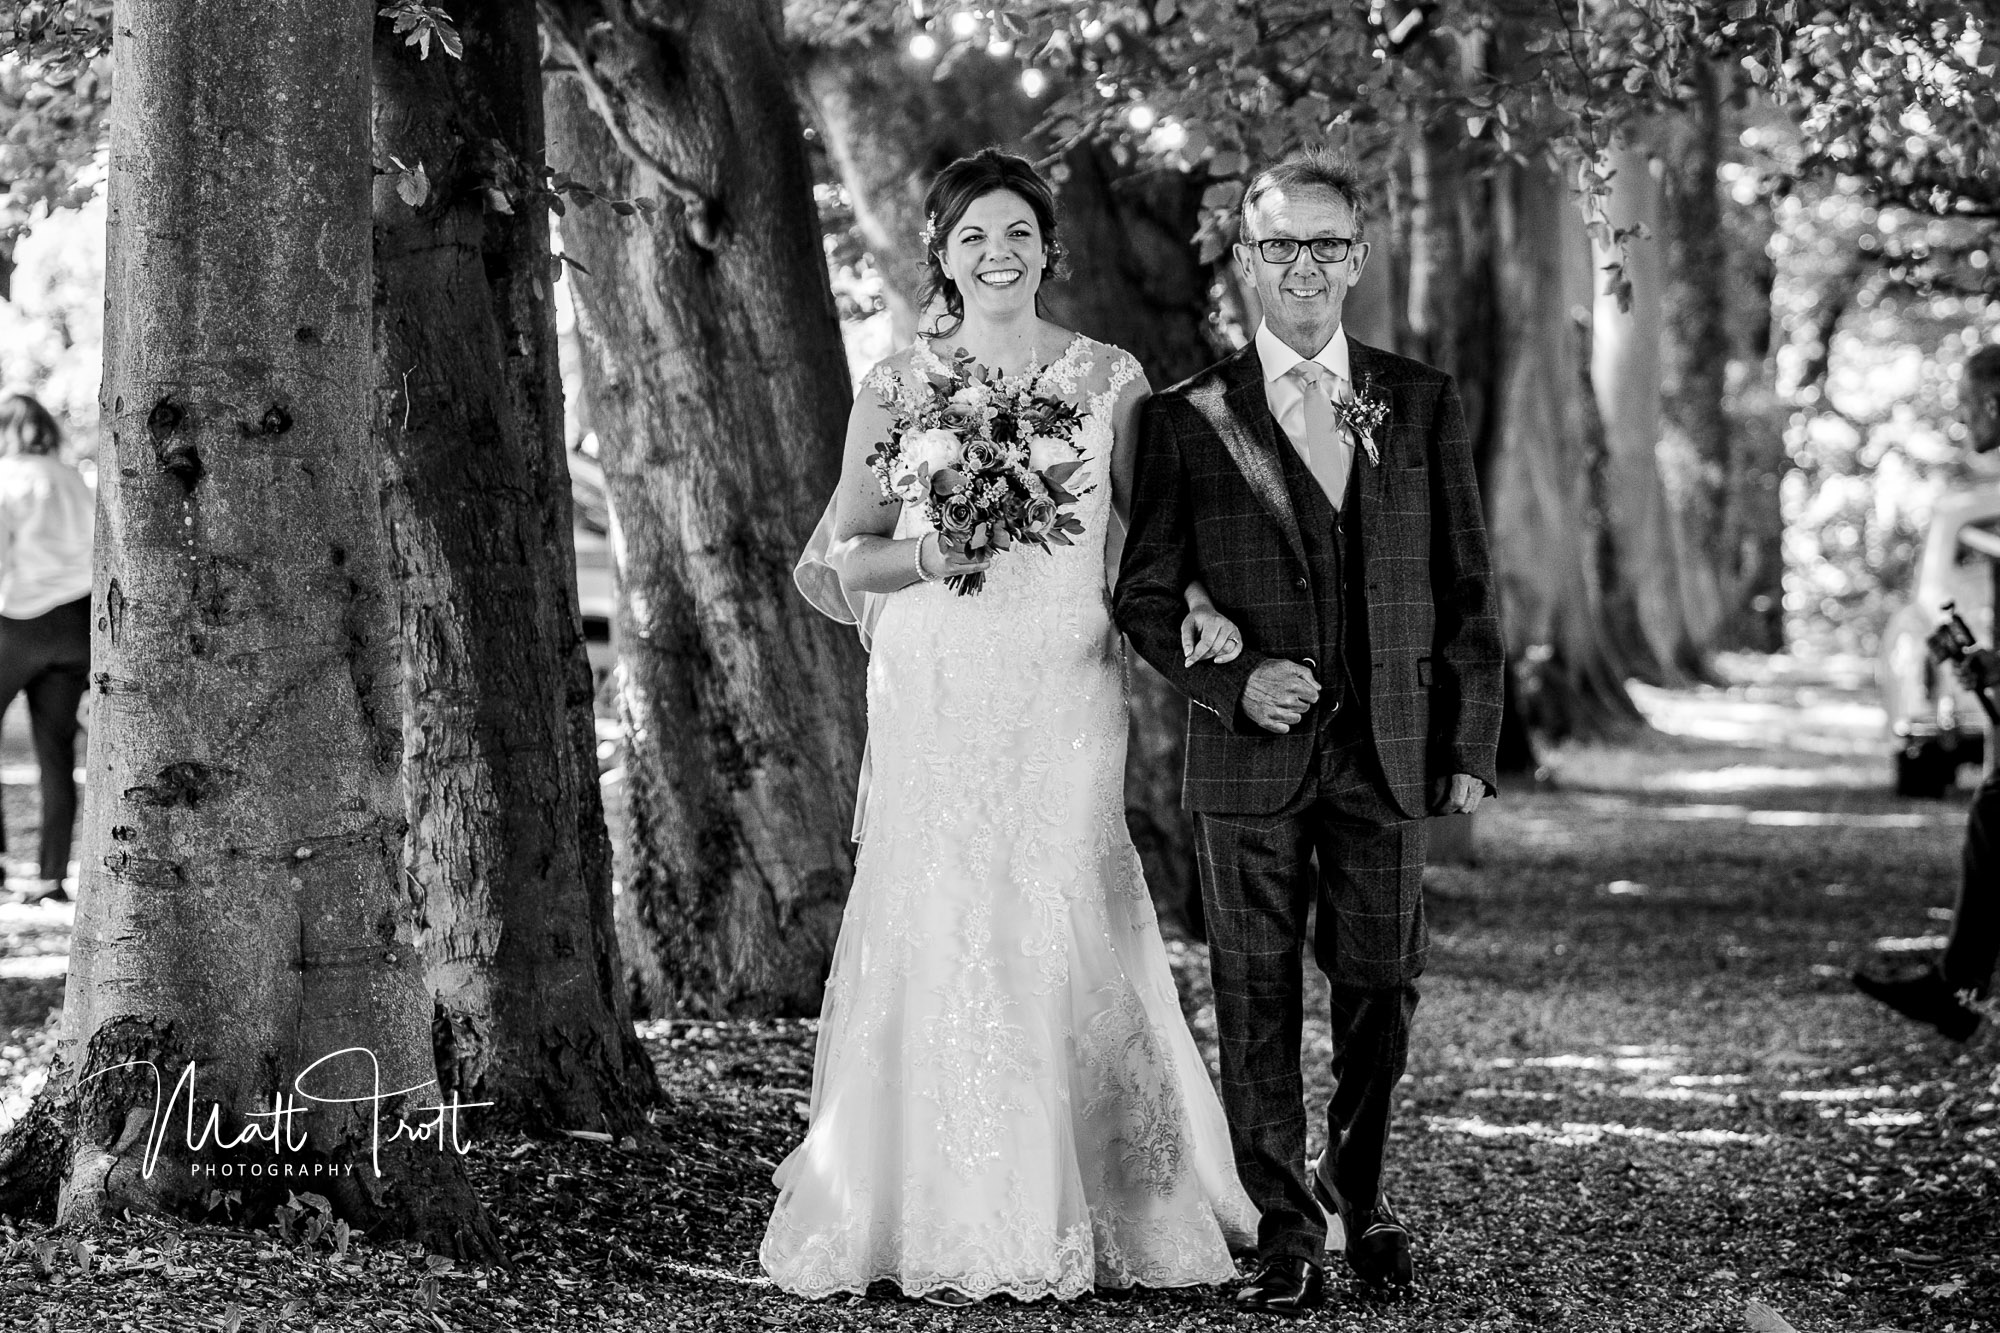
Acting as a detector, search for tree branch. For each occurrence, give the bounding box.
[537,0,720,249]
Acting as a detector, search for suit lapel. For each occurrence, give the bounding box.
[1210,346,1309,571]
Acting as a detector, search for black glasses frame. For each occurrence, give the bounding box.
[1247,236,1357,264]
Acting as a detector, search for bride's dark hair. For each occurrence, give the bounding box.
[917,149,1063,339]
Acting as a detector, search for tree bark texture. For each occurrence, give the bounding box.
[543,0,866,1017]
[1591,141,1698,681]
[1718,178,1786,653]
[50,0,496,1254]
[1653,66,1732,670]
[1394,114,1541,770]
[800,38,1217,934]
[1488,157,1645,740]
[373,0,658,1131]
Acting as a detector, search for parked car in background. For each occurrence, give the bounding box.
[569,447,615,686]
[1878,482,2000,796]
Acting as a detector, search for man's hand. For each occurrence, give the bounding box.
[1241,659,1320,733]
[1953,647,2000,694]
[1429,773,1484,815]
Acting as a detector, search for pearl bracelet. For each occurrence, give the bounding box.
[913,532,940,583]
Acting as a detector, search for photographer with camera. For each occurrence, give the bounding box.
[1852,345,2000,1041]
[1852,637,1998,1041]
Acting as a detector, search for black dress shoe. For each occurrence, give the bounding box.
[1311,1166,1414,1287]
[1853,963,1981,1042]
[920,1287,979,1308]
[1234,1256,1325,1316]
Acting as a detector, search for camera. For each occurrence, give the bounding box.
[1927,602,2000,725]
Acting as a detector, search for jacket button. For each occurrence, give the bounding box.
[1294,577,1308,590]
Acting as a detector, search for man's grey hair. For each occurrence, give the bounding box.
[1239,145,1369,244]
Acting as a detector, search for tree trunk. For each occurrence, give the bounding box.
[373,0,658,1131]
[1718,172,1787,653]
[1489,154,1646,739]
[542,0,865,1017]
[1399,120,1544,772]
[1591,140,1699,680]
[799,38,1218,934]
[37,0,495,1253]
[1653,65,1732,669]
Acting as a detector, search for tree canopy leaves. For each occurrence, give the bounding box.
[789,0,1999,290]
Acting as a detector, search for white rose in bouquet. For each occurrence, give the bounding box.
[1027,434,1073,472]
[908,427,965,477]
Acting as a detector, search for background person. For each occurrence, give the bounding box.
[1852,345,2000,1040]
[1853,647,1999,1041]
[0,391,94,903]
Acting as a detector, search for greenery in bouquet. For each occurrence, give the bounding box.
[865,347,1091,595]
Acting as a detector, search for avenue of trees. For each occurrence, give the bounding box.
[0,0,1992,1248]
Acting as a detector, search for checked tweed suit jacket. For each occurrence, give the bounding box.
[1113,339,1504,819]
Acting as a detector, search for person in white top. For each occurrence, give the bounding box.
[0,392,94,903]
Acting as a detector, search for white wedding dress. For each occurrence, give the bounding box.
[763,334,1256,1302]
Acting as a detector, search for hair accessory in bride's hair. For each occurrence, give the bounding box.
[919,213,940,248]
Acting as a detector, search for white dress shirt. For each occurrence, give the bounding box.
[0,452,94,619]
[1254,319,1353,509]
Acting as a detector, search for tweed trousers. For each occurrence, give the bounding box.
[1193,680,1427,1264]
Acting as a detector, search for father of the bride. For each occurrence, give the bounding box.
[1114,145,1504,1316]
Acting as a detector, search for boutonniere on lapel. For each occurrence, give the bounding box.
[1332,376,1389,466]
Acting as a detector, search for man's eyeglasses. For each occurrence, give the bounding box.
[1246,236,1357,264]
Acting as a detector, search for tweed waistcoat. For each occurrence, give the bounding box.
[1272,427,1369,732]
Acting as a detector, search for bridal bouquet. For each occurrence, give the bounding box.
[865,348,1091,596]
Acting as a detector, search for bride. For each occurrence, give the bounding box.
[766,148,1257,1305]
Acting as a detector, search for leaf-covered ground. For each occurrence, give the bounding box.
[3,656,1997,1331]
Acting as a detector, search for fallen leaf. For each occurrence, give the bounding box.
[1745,1299,1800,1333]
[1921,1277,1966,1298]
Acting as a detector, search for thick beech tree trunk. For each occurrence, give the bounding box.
[1654,65,1732,670]
[1719,177,1787,653]
[1399,120,1543,771]
[1488,155,1645,739]
[373,0,657,1129]
[1592,140,1699,681]
[1383,12,1552,769]
[34,0,496,1252]
[801,38,1216,933]
[543,0,865,1017]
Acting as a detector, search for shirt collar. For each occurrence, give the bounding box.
[1255,319,1350,386]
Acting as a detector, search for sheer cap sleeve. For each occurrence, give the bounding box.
[793,360,907,652]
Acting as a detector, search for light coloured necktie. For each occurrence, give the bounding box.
[1288,361,1349,510]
